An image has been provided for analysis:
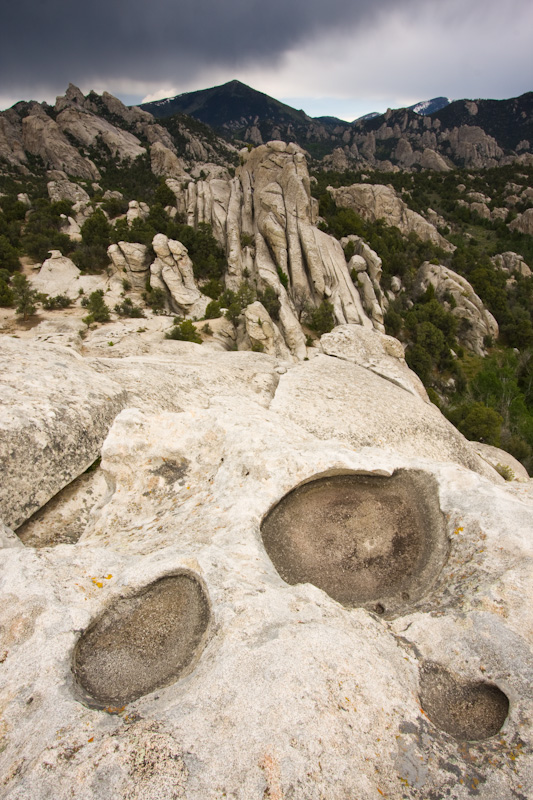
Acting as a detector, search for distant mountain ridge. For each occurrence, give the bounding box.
[141,79,310,130]
[140,80,532,169]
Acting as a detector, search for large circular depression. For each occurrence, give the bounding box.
[260,470,448,615]
[73,572,210,707]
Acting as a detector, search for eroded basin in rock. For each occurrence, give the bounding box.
[73,572,210,707]
[419,662,509,740]
[260,470,448,616]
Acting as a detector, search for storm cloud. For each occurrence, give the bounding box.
[1,0,410,92]
[1,0,532,117]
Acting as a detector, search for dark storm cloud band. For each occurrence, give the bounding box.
[1,0,413,94]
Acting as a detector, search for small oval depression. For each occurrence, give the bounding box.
[419,662,509,741]
[73,572,210,708]
[260,470,448,616]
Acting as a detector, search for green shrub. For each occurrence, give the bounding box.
[11,273,39,319]
[165,319,202,343]
[204,300,221,319]
[154,181,177,208]
[305,299,335,336]
[142,287,166,314]
[82,290,110,325]
[451,402,503,446]
[202,279,223,299]
[495,463,514,481]
[276,266,289,289]
[240,232,255,248]
[258,285,281,321]
[405,343,432,384]
[0,268,14,306]
[42,294,72,310]
[0,234,20,273]
[100,196,128,219]
[384,308,403,338]
[114,298,145,318]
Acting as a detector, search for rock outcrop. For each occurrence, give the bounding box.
[31,250,82,297]
[169,141,377,359]
[0,337,126,529]
[492,251,532,277]
[47,170,90,204]
[414,262,499,355]
[21,105,100,180]
[150,142,190,179]
[328,183,453,250]
[509,207,533,235]
[108,242,150,290]
[237,301,291,359]
[444,125,504,168]
[320,324,427,400]
[56,107,146,162]
[150,233,210,318]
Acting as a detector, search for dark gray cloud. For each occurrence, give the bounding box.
[1,0,411,97]
[1,0,530,116]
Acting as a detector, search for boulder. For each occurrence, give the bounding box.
[470,201,491,220]
[328,183,452,250]
[107,242,150,290]
[417,148,450,171]
[237,301,291,359]
[30,250,82,298]
[30,250,109,299]
[150,142,190,179]
[62,214,83,241]
[415,262,499,355]
[509,208,533,235]
[270,353,495,478]
[473,442,530,482]
[320,324,427,400]
[150,233,209,319]
[0,337,125,529]
[126,200,150,224]
[492,251,532,277]
[47,171,90,205]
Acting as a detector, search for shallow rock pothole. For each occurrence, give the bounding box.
[260,470,448,616]
[73,572,210,708]
[419,662,509,740]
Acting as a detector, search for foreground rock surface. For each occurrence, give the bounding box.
[1,336,532,800]
[0,394,532,799]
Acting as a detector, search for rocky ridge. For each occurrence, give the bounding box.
[0,83,237,179]
[142,80,533,171]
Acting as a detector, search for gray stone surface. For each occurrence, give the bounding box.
[270,353,496,478]
[0,395,532,799]
[0,338,126,528]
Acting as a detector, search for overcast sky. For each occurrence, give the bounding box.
[1,0,532,120]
